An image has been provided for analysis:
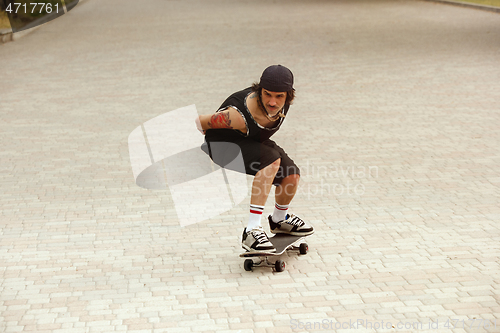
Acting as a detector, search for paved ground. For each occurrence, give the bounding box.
[1,0,499,332]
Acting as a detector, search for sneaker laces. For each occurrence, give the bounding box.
[251,228,270,244]
[286,214,305,227]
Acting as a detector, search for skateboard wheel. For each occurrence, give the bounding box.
[299,243,308,255]
[275,260,285,272]
[244,259,254,271]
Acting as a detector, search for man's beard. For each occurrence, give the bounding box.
[258,93,285,119]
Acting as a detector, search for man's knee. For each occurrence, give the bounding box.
[259,158,281,177]
[284,173,300,184]
[279,174,300,189]
[267,158,281,173]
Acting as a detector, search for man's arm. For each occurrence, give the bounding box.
[195,107,247,134]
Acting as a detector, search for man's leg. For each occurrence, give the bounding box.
[246,158,281,231]
[251,159,282,205]
[275,174,300,205]
[272,174,300,223]
[269,173,314,236]
[242,158,281,253]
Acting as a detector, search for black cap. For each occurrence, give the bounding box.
[259,65,294,92]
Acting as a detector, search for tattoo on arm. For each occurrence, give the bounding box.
[208,112,232,129]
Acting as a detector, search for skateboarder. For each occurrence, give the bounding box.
[196,65,314,253]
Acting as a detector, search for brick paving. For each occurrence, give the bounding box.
[1,0,499,332]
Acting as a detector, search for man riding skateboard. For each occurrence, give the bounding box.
[196,65,314,253]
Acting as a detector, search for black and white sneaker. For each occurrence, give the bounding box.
[268,214,314,236]
[242,227,276,253]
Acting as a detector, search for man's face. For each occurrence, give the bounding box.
[261,89,287,114]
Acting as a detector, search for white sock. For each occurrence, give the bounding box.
[246,204,265,232]
[272,203,289,222]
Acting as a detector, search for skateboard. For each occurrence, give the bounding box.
[239,233,309,272]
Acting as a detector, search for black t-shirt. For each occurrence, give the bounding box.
[215,87,290,142]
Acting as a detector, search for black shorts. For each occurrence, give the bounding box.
[202,130,300,185]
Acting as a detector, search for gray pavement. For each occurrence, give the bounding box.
[1,0,500,332]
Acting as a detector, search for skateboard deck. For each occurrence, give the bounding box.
[240,233,309,272]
